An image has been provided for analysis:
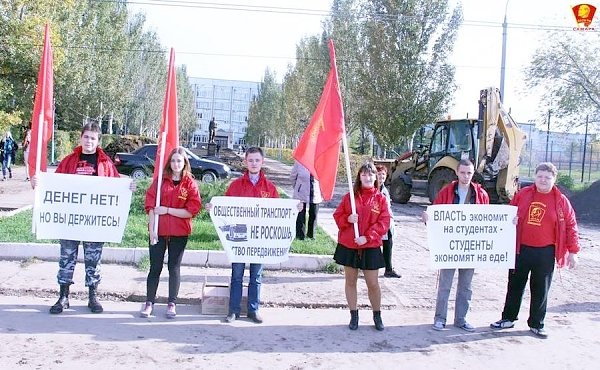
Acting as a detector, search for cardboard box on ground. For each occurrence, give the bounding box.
[201,277,248,315]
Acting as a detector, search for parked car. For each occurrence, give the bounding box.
[114,144,231,182]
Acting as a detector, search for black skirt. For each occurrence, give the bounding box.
[333,243,385,270]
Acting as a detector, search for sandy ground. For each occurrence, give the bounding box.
[1,163,600,369]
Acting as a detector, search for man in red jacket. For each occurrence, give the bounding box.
[423,159,489,332]
[491,162,580,338]
[32,122,130,315]
[224,147,278,324]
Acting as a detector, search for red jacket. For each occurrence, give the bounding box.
[511,185,580,268]
[56,146,119,177]
[333,187,391,249]
[144,175,202,237]
[433,181,489,205]
[225,170,279,198]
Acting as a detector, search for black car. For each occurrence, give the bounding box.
[114,144,231,182]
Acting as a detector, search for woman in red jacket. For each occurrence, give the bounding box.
[333,163,391,331]
[140,147,202,319]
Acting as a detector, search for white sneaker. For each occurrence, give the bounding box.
[139,302,153,318]
[432,321,445,331]
[166,302,176,319]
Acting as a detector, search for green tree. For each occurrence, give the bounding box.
[177,65,197,145]
[357,0,463,149]
[527,32,600,128]
[246,68,282,146]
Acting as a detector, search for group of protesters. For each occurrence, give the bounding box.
[32,122,580,339]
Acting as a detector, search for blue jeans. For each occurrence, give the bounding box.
[229,263,262,315]
[434,268,474,326]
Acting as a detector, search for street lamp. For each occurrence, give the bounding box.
[500,0,510,101]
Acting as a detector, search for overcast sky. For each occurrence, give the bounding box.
[129,0,597,131]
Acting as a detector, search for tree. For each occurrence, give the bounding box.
[177,65,197,145]
[246,68,282,146]
[527,32,600,128]
[357,0,463,150]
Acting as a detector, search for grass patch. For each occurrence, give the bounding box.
[0,179,336,256]
[136,255,150,272]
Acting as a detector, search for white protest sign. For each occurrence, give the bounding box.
[426,204,517,269]
[33,172,133,243]
[209,196,298,264]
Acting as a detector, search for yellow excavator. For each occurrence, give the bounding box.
[384,87,527,204]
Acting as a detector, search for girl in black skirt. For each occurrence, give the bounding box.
[333,163,391,331]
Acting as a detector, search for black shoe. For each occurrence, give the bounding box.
[88,285,104,313]
[49,284,70,314]
[373,311,385,331]
[225,313,239,323]
[384,270,401,278]
[247,312,263,324]
[349,310,359,330]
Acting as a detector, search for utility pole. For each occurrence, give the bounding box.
[581,115,589,182]
[545,109,551,162]
[500,0,510,101]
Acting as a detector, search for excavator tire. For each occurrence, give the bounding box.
[390,177,412,204]
[428,168,457,203]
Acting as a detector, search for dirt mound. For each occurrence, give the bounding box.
[218,148,245,172]
[570,180,600,225]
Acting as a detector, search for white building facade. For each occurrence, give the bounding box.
[189,77,259,149]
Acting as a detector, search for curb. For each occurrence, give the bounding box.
[0,243,334,271]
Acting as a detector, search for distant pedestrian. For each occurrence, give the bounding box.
[491,162,580,338]
[375,164,400,278]
[290,161,322,240]
[31,122,135,314]
[422,159,489,332]
[333,162,391,331]
[22,125,31,181]
[140,147,202,319]
[1,130,17,181]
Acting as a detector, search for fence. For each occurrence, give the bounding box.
[520,143,600,183]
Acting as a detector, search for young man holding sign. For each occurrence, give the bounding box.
[32,122,129,314]
[210,147,278,324]
[423,159,489,332]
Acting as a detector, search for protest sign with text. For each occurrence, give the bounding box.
[426,204,517,269]
[209,196,298,264]
[34,172,133,243]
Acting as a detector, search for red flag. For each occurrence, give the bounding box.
[153,48,179,179]
[293,39,345,200]
[28,24,54,179]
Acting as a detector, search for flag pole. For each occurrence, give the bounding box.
[32,24,51,234]
[328,40,359,239]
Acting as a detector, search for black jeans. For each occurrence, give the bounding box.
[382,230,393,271]
[296,202,319,239]
[146,236,188,304]
[501,245,555,329]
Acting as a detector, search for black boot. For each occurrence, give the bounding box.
[373,311,384,331]
[49,284,70,314]
[88,285,104,313]
[349,310,359,330]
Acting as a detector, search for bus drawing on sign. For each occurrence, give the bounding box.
[220,224,248,242]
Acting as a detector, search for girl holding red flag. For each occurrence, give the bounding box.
[140,147,202,319]
[333,162,391,331]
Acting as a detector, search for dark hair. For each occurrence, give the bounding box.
[81,122,102,140]
[457,159,474,169]
[245,146,264,158]
[163,147,192,178]
[375,164,388,173]
[353,162,379,194]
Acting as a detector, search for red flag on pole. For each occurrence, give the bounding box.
[293,39,345,201]
[28,24,54,180]
[153,48,179,180]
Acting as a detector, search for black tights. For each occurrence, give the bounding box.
[146,236,188,304]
